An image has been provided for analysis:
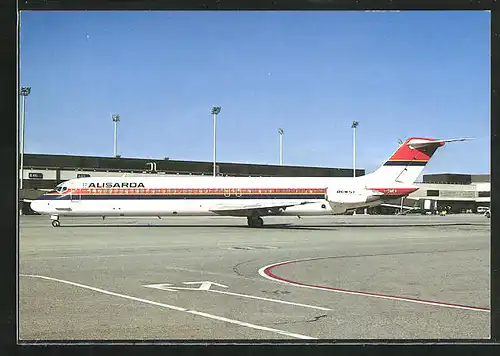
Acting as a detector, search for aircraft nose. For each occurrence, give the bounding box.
[30,200,40,213]
[30,199,47,214]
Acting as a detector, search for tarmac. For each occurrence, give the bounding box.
[18,213,490,341]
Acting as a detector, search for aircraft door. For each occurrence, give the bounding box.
[70,188,81,202]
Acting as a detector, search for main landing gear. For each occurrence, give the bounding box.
[51,215,60,227]
[247,216,264,228]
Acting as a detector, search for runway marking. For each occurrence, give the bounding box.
[229,246,278,250]
[210,289,331,311]
[258,257,490,313]
[20,274,316,340]
[144,282,331,311]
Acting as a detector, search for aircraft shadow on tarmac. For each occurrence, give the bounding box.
[59,222,481,230]
[62,223,336,231]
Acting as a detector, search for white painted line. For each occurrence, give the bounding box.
[20,263,267,287]
[20,274,316,340]
[258,261,490,313]
[209,289,331,311]
[144,282,331,311]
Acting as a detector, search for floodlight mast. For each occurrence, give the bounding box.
[278,128,284,166]
[351,121,359,178]
[112,114,120,157]
[19,86,31,190]
[211,106,221,177]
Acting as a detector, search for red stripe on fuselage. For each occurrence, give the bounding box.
[368,187,418,196]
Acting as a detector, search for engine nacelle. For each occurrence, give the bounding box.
[325,188,383,214]
[325,187,383,204]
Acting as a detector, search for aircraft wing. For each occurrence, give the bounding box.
[209,200,317,217]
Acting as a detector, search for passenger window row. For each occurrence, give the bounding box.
[68,188,326,194]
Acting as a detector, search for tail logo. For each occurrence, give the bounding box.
[384,137,442,166]
[364,136,470,186]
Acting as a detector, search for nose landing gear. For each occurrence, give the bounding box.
[50,215,60,227]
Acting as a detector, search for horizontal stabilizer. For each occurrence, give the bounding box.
[407,137,472,149]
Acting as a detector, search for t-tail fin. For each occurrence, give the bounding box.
[363,137,471,185]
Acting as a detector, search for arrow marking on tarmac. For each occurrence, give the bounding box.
[143,282,228,291]
[20,274,315,339]
[142,283,181,292]
[143,281,331,311]
[183,281,229,290]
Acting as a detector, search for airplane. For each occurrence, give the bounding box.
[29,137,470,228]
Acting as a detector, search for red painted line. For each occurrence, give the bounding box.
[259,257,490,312]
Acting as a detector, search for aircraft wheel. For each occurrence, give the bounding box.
[247,216,264,228]
[51,220,60,227]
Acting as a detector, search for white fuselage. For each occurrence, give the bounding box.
[31,175,399,218]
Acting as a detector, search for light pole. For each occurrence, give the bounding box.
[351,121,359,178]
[19,86,31,190]
[211,106,221,177]
[278,128,284,166]
[112,114,120,157]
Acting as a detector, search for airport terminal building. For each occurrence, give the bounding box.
[375,173,490,214]
[19,153,490,215]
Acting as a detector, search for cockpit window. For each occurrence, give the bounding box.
[54,185,68,193]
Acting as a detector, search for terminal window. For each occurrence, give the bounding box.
[427,190,439,197]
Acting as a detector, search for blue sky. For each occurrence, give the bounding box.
[19,10,490,174]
